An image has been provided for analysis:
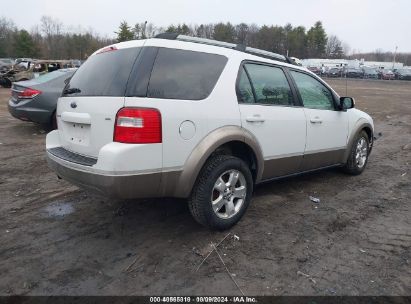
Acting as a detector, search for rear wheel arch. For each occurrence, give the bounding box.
[174,126,264,198]
[213,140,259,182]
[188,154,253,230]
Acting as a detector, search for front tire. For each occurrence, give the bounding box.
[188,155,253,230]
[342,131,370,175]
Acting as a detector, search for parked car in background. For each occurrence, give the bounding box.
[307,66,321,75]
[326,67,342,78]
[380,69,395,80]
[289,57,302,66]
[0,60,73,88]
[15,58,33,65]
[0,58,14,65]
[395,69,411,80]
[14,58,34,70]
[69,60,82,67]
[345,68,363,78]
[8,68,77,130]
[0,58,14,72]
[362,67,378,79]
[46,35,374,230]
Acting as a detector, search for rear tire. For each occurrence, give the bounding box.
[3,78,12,88]
[41,112,57,132]
[342,131,370,175]
[188,155,253,230]
[51,111,57,130]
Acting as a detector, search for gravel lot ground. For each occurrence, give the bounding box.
[0,79,410,296]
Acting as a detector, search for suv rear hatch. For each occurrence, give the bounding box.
[57,42,145,158]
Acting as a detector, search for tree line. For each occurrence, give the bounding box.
[349,49,411,66]
[1,16,409,64]
[116,20,344,59]
[0,16,114,60]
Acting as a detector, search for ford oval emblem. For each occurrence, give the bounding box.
[70,102,77,109]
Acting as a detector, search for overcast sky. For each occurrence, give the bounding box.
[6,0,411,52]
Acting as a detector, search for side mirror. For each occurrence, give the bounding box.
[339,97,355,111]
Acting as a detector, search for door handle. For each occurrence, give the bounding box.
[310,117,323,124]
[246,115,265,123]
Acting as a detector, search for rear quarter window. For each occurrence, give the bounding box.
[66,47,141,97]
[147,48,228,100]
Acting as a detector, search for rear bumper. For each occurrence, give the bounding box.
[8,99,52,124]
[45,129,189,199]
[46,151,162,199]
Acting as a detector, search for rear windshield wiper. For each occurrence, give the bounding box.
[63,87,81,95]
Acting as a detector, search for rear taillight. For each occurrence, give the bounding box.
[114,108,162,144]
[17,88,42,99]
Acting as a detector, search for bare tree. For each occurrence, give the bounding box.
[132,23,141,39]
[203,24,214,39]
[193,24,204,38]
[374,48,385,61]
[235,23,249,45]
[0,17,16,57]
[41,16,63,58]
[342,42,351,57]
[326,35,344,58]
[145,22,156,38]
[246,23,260,47]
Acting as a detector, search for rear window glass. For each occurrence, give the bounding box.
[147,48,228,100]
[34,69,74,84]
[66,47,141,96]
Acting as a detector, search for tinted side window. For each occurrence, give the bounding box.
[237,67,255,104]
[290,71,335,110]
[148,48,228,100]
[66,48,141,97]
[245,64,293,106]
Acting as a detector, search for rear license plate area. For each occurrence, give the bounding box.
[64,122,90,146]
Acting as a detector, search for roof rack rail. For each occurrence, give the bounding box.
[154,33,296,65]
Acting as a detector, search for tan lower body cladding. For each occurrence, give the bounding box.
[261,148,346,180]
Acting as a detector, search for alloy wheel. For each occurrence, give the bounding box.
[211,170,247,219]
[355,137,368,168]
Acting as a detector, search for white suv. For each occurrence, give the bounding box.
[46,34,374,230]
